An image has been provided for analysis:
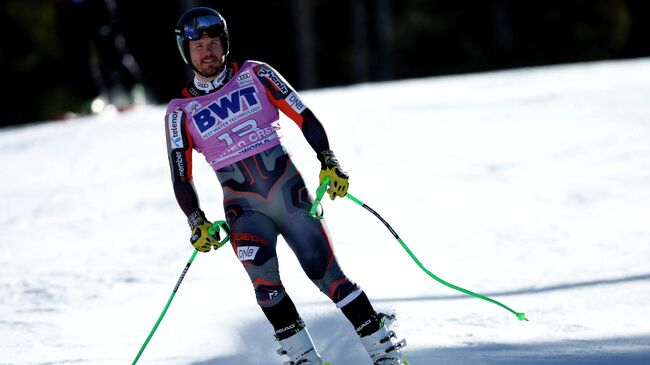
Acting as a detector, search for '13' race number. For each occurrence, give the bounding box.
[217,119,258,146]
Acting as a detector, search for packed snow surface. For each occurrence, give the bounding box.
[1,58,649,364]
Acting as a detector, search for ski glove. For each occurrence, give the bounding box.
[188,210,221,252]
[318,150,349,200]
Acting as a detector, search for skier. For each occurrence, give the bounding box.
[165,7,406,365]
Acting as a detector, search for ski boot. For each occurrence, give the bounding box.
[277,327,325,365]
[360,313,408,365]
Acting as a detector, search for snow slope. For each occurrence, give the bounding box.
[1,58,649,365]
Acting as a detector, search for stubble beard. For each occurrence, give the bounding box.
[198,58,224,78]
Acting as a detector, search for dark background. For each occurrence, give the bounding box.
[1,0,649,127]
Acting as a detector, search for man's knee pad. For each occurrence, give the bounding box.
[254,280,286,307]
[312,261,359,303]
[243,257,286,307]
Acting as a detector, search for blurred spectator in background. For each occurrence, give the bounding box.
[53,0,145,115]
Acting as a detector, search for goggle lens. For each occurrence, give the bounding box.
[182,15,224,40]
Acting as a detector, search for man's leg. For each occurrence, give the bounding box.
[228,209,323,364]
[278,183,407,364]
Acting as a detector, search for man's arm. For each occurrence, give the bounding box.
[253,63,330,154]
[254,62,349,199]
[165,108,201,216]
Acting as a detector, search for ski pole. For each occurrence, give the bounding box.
[310,177,528,321]
[131,220,230,365]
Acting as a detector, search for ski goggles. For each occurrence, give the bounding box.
[179,15,225,40]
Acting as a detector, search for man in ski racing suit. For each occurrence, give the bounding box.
[165,7,406,365]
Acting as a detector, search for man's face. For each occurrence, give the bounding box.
[189,35,225,78]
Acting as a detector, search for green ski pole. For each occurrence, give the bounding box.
[310,177,527,321]
[131,220,230,365]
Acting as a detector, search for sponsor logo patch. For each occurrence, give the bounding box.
[174,150,185,178]
[236,71,252,85]
[192,86,260,139]
[257,67,289,94]
[233,232,268,244]
[237,245,260,261]
[286,91,306,114]
[196,79,211,89]
[186,100,201,115]
[168,109,183,149]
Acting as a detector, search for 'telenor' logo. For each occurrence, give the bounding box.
[168,109,183,149]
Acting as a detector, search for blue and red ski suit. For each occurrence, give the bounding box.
[165,60,380,339]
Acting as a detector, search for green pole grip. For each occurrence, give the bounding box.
[309,176,331,218]
[208,220,231,246]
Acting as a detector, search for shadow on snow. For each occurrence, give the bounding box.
[191,313,650,365]
[190,273,650,364]
[371,272,650,303]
